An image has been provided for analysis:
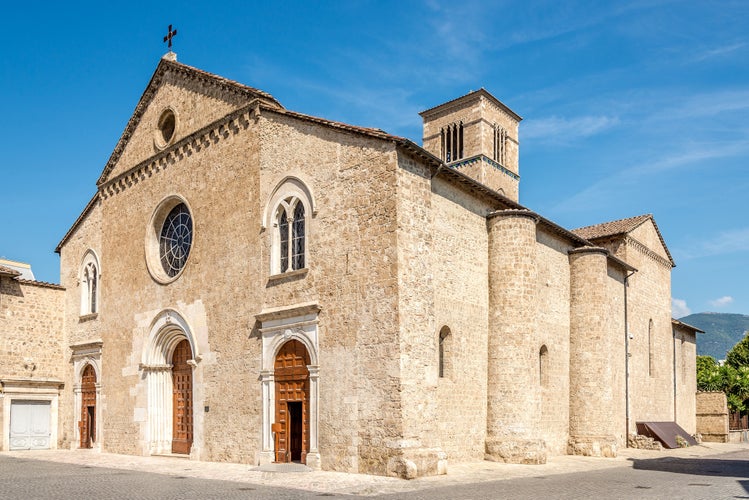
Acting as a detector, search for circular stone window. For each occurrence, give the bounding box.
[146,196,194,283]
[155,108,177,148]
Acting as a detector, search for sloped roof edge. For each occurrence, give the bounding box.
[96,58,283,187]
[55,193,99,254]
[572,214,675,267]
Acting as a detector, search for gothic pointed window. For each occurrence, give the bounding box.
[274,198,307,274]
[292,203,305,270]
[266,177,315,276]
[80,251,100,316]
[278,207,289,272]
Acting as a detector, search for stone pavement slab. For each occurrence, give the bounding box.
[3,442,747,497]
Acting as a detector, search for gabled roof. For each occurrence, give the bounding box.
[571,214,675,266]
[672,318,705,334]
[96,57,283,187]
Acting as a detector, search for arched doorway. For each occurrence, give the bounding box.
[79,365,96,448]
[171,339,193,455]
[274,340,310,463]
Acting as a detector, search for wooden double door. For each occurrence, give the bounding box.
[79,364,96,448]
[172,339,193,455]
[274,340,310,463]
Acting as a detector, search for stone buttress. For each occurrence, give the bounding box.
[485,209,546,464]
[568,247,618,457]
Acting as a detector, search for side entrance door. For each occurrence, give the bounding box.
[274,340,309,463]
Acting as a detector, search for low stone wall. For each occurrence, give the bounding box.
[696,392,728,443]
[729,430,749,443]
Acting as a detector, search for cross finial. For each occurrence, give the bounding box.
[163,24,177,50]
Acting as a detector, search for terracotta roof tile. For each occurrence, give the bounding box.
[0,265,21,277]
[571,214,652,240]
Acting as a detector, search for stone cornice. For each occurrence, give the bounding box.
[100,102,257,199]
[487,208,540,223]
[449,154,520,181]
[624,235,674,269]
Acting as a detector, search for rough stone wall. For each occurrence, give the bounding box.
[696,391,728,442]
[675,327,697,433]
[389,153,443,477]
[619,226,676,427]
[431,177,491,462]
[58,198,102,450]
[258,111,402,475]
[0,277,65,449]
[535,230,572,455]
[0,279,65,380]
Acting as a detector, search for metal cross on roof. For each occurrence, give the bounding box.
[163,25,177,50]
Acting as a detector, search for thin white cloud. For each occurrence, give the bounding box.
[672,298,691,318]
[676,227,749,260]
[709,296,734,308]
[691,42,747,62]
[523,115,619,142]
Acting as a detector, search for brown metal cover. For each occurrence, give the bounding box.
[636,421,698,449]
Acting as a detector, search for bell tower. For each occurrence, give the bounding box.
[420,89,522,201]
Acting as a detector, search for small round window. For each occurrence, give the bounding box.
[156,109,176,147]
[159,203,192,277]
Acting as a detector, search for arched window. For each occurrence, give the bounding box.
[265,177,315,276]
[80,251,100,316]
[648,319,655,377]
[440,122,464,163]
[539,345,549,387]
[274,198,306,273]
[439,326,452,378]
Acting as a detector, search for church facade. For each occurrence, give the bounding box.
[2,55,699,478]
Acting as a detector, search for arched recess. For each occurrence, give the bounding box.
[140,309,200,455]
[256,302,321,469]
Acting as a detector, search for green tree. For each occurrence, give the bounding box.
[726,332,749,368]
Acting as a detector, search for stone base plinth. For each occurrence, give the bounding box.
[485,437,547,464]
[386,448,447,479]
[568,436,617,457]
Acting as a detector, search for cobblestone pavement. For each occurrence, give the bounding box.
[0,442,747,498]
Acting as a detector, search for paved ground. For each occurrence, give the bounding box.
[0,442,747,498]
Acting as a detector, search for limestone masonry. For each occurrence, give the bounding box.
[0,54,701,478]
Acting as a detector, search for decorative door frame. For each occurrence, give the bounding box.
[71,340,103,450]
[140,309,200,456]
[256,302,320,469]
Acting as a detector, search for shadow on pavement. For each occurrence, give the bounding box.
[629,456,749,494]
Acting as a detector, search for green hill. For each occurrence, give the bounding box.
[679,312,749,360]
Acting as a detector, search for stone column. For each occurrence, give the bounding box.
[568,247,617,457]
[485,209,546,464]
[258,370,275,465]
[306,365,321,469]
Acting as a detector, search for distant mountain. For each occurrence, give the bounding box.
[679,312,749,360]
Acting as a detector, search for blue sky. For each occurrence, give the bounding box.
[1,1,747,317]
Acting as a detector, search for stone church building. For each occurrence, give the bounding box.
[0,54,700,478]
